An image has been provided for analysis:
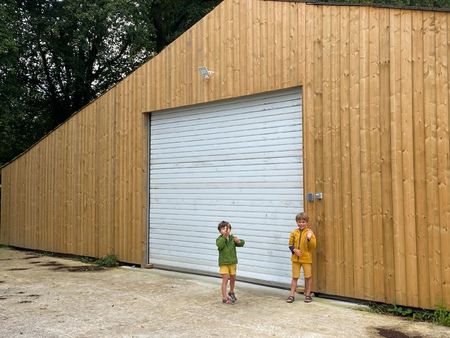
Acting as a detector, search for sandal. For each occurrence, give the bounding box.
[286,295,295,303]
[228,292,237,302]
[304,295,312,303]
[222,297,233,305]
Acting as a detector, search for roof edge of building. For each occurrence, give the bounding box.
[263,0,450,13]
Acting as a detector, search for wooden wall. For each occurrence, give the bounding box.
[302,4,450,310]
[0,0,449,309]
[0,76,147,264]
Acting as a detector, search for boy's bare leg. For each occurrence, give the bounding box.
[290,278,298,297]
[221,274,229,300]
[229,274,236,293]
[305,277,312,296]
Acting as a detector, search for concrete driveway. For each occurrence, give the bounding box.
[1,247,449,338]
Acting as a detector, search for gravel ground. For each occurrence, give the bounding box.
[1,247,449,338]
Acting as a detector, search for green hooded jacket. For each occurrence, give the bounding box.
[216,234,245,266]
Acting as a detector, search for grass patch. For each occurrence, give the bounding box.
[69,253,119,267]
[0,244,9,249]
[369,303,450,327]
[433,307,450,327]
[95,254,119,267]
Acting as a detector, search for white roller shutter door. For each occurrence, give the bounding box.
[148,88,303,286]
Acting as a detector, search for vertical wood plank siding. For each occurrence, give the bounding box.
[0,0,449,309]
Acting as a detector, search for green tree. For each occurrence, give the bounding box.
[0,1,52,165]
[150,0,223,52]
[0,0,221,166]
[14,0,158,127]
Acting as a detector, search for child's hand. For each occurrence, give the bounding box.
[233,236,240,244]
[293,249,302,257]
[307,230,314,240]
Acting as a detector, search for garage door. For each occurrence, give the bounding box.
[148,87,304,286]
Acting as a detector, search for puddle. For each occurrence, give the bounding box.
[69,266,105,272]
[51,265,106,272]
[39,262,65,267]
[375,327,422,338]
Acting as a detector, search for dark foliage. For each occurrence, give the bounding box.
[0,0,221,166]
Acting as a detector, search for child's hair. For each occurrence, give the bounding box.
[218,220,230,231]
[295,212,309,222]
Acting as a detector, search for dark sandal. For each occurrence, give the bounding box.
[286,296,295,303]
[228,292,237,302]
[304,295,312,303]
[222,297,233,304]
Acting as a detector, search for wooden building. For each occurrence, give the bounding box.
[1,0,449,309]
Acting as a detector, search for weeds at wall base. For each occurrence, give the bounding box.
[72,253,119,267]
[8,247,121,268]
[95,254,119,267]
[368,303,450,327]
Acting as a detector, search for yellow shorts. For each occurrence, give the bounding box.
[292,262,312,279]
[219,264,237,275]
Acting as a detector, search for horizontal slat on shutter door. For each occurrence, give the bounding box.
[149,88,304,286]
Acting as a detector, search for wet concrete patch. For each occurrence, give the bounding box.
[22,255,40,259]
[69,266,105,272]
[53,265,106,272]
[375,327,423,338]
[33,261,105,272]
[38,261,62,267]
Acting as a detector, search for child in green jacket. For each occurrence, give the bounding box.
[216,221,245,304]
